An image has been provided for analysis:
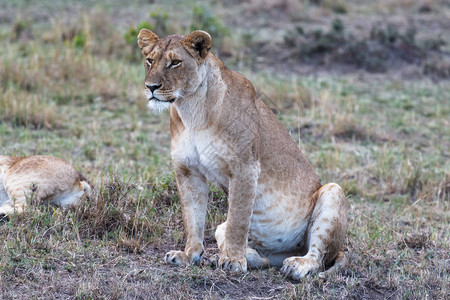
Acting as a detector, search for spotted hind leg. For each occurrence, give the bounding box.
[281,183,347,280]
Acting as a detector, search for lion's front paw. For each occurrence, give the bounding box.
[281,256,320,280]
[218,255,247,272]
[164,250,190,267]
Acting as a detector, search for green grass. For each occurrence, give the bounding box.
[0,1,449,299]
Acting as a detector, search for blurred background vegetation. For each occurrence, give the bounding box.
[0,0,448,299]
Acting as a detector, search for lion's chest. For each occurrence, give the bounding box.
[171,129,230,188]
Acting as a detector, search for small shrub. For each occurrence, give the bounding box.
[124,21,153,46]
[284,19,345,55]
[46,13,126,58]
[60,15,91,51]
[422,35,446,51]
[191,6,229,51]
[72,32,87,48]
[10,19,32,41]
[370,24,400,45]
[308,0,348,13]
[124,10,172,47]
[423,57,450,79]
[149,9,169,36]
[124,21,153,61]
[345,40,390,72]
[323,0,348,14]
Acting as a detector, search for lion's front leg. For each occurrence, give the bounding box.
[165,166,208,267]
[219,164,258,272]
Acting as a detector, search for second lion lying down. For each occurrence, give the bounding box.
[137,29,347,279]
[0,155,90,216]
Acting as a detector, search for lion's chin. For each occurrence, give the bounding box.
[147,98,172,113]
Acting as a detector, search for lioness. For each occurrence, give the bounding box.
[0,155,90,216]
[137,29,347,279]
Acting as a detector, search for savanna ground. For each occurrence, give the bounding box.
[0,0,449,299]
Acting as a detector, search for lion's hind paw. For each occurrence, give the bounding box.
[281,256,320,280]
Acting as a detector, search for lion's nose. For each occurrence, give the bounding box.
[146,83,162,93]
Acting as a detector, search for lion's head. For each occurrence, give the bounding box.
[137,29,212,112]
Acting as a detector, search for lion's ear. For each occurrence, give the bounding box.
[137,29,159,51]
[183,30,212,60]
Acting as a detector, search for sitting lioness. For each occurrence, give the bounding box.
[0,155,91,216]
[137,29,347,279]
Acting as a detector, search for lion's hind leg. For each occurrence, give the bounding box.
[281,183,347,280]
[49,179,91,207]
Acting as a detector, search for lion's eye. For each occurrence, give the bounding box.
[170,60,181,68]
[146,58,153,66]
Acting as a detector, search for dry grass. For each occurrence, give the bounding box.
[0,0,449,299]
[0,89,60,129]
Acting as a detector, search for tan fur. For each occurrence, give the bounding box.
[0,155,91,216]
[137,29,347,279]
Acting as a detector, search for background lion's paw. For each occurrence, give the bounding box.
[164,250,189,266]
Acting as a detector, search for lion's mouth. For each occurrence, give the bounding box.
[150,97,176,103]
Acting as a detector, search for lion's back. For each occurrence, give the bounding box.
[4,155,84,201]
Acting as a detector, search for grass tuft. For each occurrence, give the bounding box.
[0,89,60,129]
